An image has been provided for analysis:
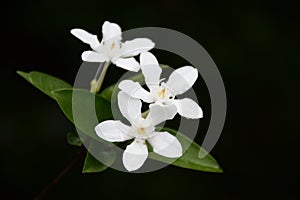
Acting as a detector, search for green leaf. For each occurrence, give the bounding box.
[83,152,108,173]
[82,142,116,173]
[18,70,221,173]
[66,132,82,147]
[53,88,221,173]
[52,88,112,142]
[17,71,72,99]
[52,89,116,172]
[149,128,223,173]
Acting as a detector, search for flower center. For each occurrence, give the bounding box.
[158,88,166,99]
[137,127,146,134]
[110,42,115,50]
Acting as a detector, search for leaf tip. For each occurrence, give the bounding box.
[16,70,26,77]
[213,165,223,173]
[217,167,223,173]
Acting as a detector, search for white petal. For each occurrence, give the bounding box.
[118,80,155,103]
[114,58,140,72]
[165,66,198,95]
[81,51,108,62]
[148,131,182,158]
[118,91,142,124]
[70,29,100,50]
[95,120,133,142]
[102,21,122,42]
[123,140,148,171]
[146,103,177,126]
[174,98,203,119]
[121,38,155,57]
[140,52,162,91]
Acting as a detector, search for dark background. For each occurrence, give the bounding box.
[2,0,300,199]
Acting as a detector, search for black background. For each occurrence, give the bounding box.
[1,0,300,199]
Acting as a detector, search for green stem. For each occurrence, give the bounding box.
[90,62,110,93]
[93,62,105,80]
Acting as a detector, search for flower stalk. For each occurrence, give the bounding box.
[90,62,110,93]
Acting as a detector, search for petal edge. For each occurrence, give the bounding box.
[122,140,148,171]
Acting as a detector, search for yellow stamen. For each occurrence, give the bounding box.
[110,42,115,50]
[137,127,145,134]
[158,88,166,99]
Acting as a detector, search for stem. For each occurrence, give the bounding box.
[35,148,86,200]
[93,62,105,80]
[90,62,110,93]
[94,61,110,93]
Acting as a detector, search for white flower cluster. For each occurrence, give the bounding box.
[71,21,203,172]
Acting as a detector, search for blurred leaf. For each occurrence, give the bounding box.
[82,142,116,173]
[149,128,223,173]
[17,71,71,99]
[66,132,82,147]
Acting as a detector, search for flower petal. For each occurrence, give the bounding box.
[165,66,198,95]
[118,91,142,124]
[146,103,177,126]
[121,38,155,57]
[174,98,203,119]
[118,80,154,103]
[148,131,182,158]
[81,51,108,62]
[140,52,162,91]
[70,29,100,50]
[114,57,140,72]
[123,140,148,172]
[102,21,122,42]
[95,120,133,142]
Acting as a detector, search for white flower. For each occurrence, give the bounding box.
[95,91,182,172]
[119,52,203,119]
[71,21,155,72]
